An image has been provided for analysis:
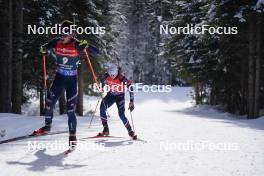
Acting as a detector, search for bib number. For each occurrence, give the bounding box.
[62,57,68,65]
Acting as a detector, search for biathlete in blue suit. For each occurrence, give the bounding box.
[33,20,99,148]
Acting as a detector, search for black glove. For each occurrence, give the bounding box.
[128,101,135,112]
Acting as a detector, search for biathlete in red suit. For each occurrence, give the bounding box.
[98,65,137,139]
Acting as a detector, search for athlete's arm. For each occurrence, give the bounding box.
[75,39,87,53]
[74,38,100,56]
[121,76,134,102]
[42,37,60,50]
[128,86,134,102]
[128,85,134,103]
[100,73,109,89]
[126,80,135,111]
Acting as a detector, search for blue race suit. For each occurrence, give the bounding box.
[100,72,134,129]
[43,37,98,134]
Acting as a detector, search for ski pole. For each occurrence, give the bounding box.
[88,96,110,128]
[83,49,101,92]
[88,97,101,128]
[42,53,47,110]
[83,48,110,125]
[129,110,135,133]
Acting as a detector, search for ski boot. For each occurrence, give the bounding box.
[126,123,137,140]
[33,125,51,136]
[128,130,137,140]
[69,134,77,150]
[97,127,109,137]
[98,120,109,137]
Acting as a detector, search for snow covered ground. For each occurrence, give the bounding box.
[0,87,264,176]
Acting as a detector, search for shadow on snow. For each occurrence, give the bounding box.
[6,149,86,172]
[166,105,264,131]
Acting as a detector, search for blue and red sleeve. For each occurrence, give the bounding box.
[119,74,134,102]
[101,72,109,88]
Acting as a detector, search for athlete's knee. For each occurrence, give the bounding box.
[67,103,76,122]
[45,100,54,117]
[119,114,128,125]
[118,108,125,117]
[67,95,76,109]
[66,99,76,119]
[117,101,125,117]
[46,91,56,110]
[117,99,125,109]
[67,91,78,104]
[118,107,128,125]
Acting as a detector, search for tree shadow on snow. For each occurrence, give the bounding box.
[94,139,133,147]
[6,149,86,172]
[167,105,264,131]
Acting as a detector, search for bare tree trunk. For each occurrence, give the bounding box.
[239,55,246,115]
[194,81,203,105]
[0,1,6,112]
[76,61,83,116]
[248,18,256,119]
[0,0,13,112]
[7,0,13,112]
[12,0,23,114]
[254,19,261,118]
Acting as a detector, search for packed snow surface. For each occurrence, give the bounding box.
[0,87,263,176]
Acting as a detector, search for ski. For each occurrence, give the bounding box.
[64,148,75,155]
[0,130,68,144]
[134,138,147,143]
[79,135,123,140]
[86,135,122,139]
